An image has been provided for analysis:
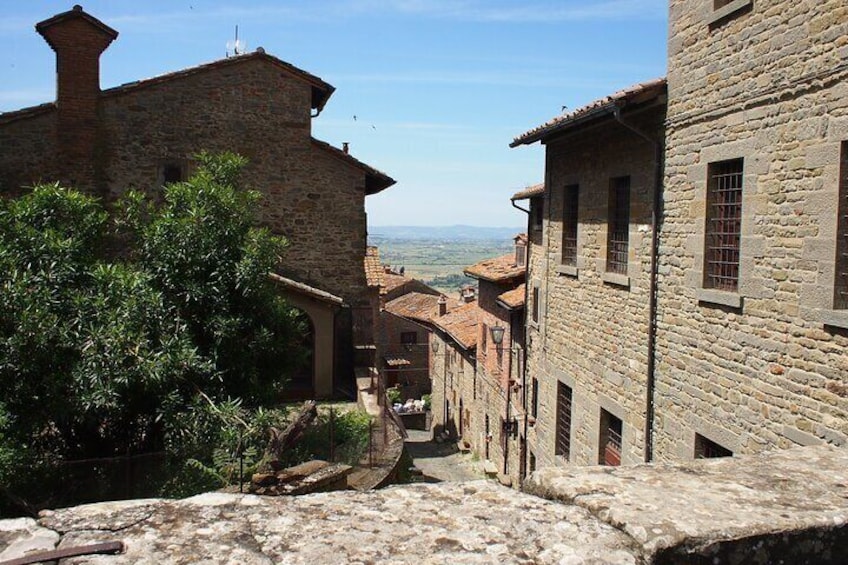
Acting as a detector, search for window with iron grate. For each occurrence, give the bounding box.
[561,184,579,266]
[835,142,848,310]
[606,177,630,275]
[695,433,732,459]
[555,382,573,460]
[704,159,743,292]
[599,409,622,466]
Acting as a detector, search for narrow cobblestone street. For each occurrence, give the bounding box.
[404,429,485,483]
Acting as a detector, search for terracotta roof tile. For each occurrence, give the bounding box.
[365,247,384,289]
[511,183,544,201]
[383,272,411,294]
[511,78,667,147]
[433,302,479,350]
[464,253,526,283]
[497,283,526,310]
[384,293,459,324]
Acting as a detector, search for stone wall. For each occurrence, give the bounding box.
[1,55,374,307]
[379,312,431,399]
[2,444,847,564]
[655,0,848,459]
[526,106,665,469]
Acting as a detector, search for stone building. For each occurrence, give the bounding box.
[655,0,848,458]
[511,82,667,468]
[0,6,395,399]
[431,234,527,484]
[511,0,848,472]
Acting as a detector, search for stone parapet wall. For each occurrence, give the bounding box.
[3,444,846,563]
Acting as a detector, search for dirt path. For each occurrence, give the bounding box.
[404,429,485,483]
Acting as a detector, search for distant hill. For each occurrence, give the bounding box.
[369,225,524,241]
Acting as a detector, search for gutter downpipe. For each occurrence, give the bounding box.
[612,105,663,464]
[511,198,531,482]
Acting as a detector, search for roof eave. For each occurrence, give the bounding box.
[510,102,617,148]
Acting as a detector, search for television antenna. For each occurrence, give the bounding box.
[226,25,247,56]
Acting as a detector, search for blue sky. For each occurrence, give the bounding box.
[0,1,668,227]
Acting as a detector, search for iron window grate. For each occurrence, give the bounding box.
[705,159,743,291]
[562,185,579,266]
[836,143,848,309]
[555,382,572,460]
[607,177,630,275]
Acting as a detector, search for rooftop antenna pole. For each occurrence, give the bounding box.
[226,25,245,57]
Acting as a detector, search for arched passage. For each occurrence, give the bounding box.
[270,273,343,399]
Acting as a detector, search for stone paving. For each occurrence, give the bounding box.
[404,429,486,483]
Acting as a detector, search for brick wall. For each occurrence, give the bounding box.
[655,0,848,459]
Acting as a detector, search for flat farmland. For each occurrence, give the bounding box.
[369,226,520,296]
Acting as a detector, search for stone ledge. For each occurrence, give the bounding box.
[707,0,753,27]
[821,308,848,331]
[601,272,630,288]
[557,264,578,277]
[524,444,848,563]
[2,446,847,563]
[696,287,743,309]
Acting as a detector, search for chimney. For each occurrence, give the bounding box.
[342,142,350,154]
[438,295,447,317]
[36,5,118,190]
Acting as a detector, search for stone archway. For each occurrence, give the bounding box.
[269,273,343,400]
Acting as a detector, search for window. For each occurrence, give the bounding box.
[606,177,630,275]
[531,378,539,419]
[531,286,539,324]
[162,163,184,185]
[555,382,572,460]
[481,323,488,357]
[515,241,527,267]
[835,142,848,310]
[695,434,733,458]
[561,185,579,266]
[400,331,417,345]
[529,451,536,473]
[531,196,544,230]
[599,409,622,466]
[704,159,743,292]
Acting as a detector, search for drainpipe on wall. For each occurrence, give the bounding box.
[612,106,663,464]
[511,198,531,482]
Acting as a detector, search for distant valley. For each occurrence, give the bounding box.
[368,225,523,296]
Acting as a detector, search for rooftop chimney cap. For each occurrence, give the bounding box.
[36,5,119,49]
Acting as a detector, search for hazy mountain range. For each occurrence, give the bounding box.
[368,225,524,241]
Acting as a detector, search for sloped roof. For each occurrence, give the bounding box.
[365,247,384,289]
[384,293,459,324]
[383,272,412,294]
[497,283,526,310]
[433,302,479,350]
[511,78,667,147]
[268,273,344,305]
[464,253,526,283]
[99,50,336,112]
[311,139,396,195]
[512,183,544,201]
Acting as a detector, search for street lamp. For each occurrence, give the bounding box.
[490,324,505,347]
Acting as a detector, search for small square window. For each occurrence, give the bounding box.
[400,331,417,345]
[162,163,184,185]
